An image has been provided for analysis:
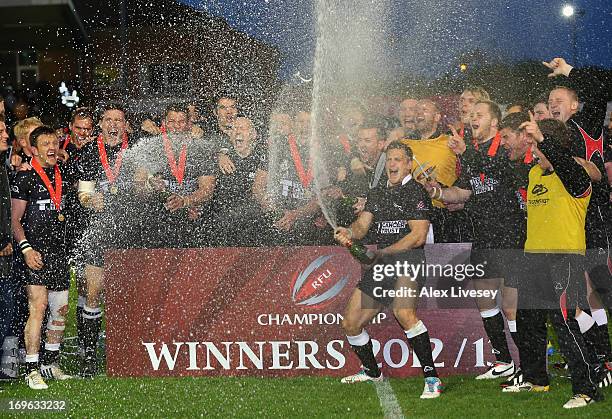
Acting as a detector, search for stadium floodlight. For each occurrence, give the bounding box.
[562,5,575,18]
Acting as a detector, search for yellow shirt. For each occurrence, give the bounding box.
[401,135,458,208]
[524,165,590,254]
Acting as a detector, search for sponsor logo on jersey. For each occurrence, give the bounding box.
[377,220,407,234]
[531,184,548,196]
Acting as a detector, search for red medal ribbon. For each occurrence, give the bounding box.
[161,125,187,185]
[523,150,533,164]
[474,131,502,182]
[288,134,313,188]
[97,133,128,184]
[338,134,351,155]
[31,158,62,212]
[62,134,71,150]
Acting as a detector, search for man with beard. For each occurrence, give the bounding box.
[11,126,73,389]
[60,107,95,357]
[77,103,135,377]
[386,97,418,145]
[334,141,443,399]
[544,57,612,384]
[402,99,469,243]
[428,100,519,380]
[211,94,240,175]
[336,116,388,227]
[132,103,216,248]
[210,117,268,246]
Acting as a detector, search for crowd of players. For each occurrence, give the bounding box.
[0,56,611,409]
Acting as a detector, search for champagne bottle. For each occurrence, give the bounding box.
[157,189,173,204]
[345,240,377,265]
[340,196,358,207]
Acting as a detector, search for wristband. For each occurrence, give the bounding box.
[439,187,445,201]
[19,240,33,254]
[346,228,353,239]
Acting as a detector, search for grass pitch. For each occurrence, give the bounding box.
[2,275,611,417]
[3,373,611,417]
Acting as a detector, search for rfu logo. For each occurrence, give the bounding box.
[291,255,348,307]
[531,184,548,196]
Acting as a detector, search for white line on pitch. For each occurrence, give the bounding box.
[374,380,405,419]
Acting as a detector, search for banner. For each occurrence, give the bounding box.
[105,246,513,377]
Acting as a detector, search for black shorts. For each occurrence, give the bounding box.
[518,253,588,311]
[22,249,70,291]
[357,250,426,307]
[470,248,522,288]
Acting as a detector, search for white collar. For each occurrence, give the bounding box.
[387,174,412,188]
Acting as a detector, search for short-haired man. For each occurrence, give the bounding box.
[545,58,612,376]
[386,97,418,144]
[402,99,469,243]
[334,141,443,399]
[502,117,603,408]
[532,101,551,121]
[77,103,134,376]
[133,103,216,248]
[12,117,43,170]
[210,117,268,246]
[11,126,73,389]
[455,86,490,145]
[432,100,521,380]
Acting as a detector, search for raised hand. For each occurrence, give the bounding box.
[542,57,573,78]
[519,111,544,143]
[447,125,466,155]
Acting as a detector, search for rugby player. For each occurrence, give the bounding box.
[334,141,443,399]
[545,58,612,378]
[210,116,268,246]
[77,103,134,377]
[503,117,603,409]
[133,103,216,248]
[11,126,73,389]
[430,100,520,380]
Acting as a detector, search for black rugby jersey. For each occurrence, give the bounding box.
[364,176,431,248]
[456,135,526,249]
[11,165,72,250]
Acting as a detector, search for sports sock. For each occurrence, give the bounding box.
[405,320,438,378]
[41,343,60,366]
[346,330,380,378]
[76,295,86,348]
[25,354,39,373]
[507,319,520,353]
[481,308,512,363]
[82,305,102,358]
[592,309,612,362]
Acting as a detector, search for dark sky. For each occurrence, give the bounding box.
[181,0,612,79]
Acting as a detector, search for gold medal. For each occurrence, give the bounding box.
[58,214,65,222]
[110,185,119,195]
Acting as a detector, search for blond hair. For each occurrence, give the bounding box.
[463,86,490,102]
[13,117,43,139]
